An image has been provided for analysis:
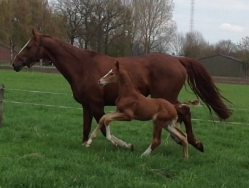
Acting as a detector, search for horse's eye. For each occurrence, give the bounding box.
[26,46,31,50]
[110,73,114,76]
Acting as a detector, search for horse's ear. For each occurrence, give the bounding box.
[32,29,37,40]
[115,61,119,69]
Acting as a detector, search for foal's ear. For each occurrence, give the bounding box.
[32,29,37,40]
[115,61,120,69]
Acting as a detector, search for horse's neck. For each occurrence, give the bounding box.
[118,70,138,97]
[43,37,88,84]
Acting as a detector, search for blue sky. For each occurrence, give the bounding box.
[173,0,249,44]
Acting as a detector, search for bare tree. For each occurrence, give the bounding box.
[55,0,85,45]
[131,0,175,54]
[168,32,185,55]
[75,0,94,49]
[237,36,249,76]
[238,36,249,51]
[0,0,65,63]
[183,31,208,58]
[214,39,237,55]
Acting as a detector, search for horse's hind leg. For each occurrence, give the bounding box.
[164,119,188,159]
[141,120,163,157]
[176,104,204,152]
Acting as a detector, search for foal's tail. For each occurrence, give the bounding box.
[178,57,233,120]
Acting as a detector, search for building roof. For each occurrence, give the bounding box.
[198,54,243,63]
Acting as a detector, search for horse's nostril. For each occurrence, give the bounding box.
[13,64,22,72]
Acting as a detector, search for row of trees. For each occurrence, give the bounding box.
[0,0,65,49]
[169,31,249,75]
[0,0,248,65]
[53,0,176,56]
[170,31,249,59]
[0,0,176,57]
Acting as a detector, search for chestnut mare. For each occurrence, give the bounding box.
[12,30,232,152]
[86,61,188,158]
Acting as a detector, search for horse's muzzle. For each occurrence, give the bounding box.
[12,64,22,72]
[98,80,105,87]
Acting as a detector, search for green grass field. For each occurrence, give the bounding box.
[0,69,249,188]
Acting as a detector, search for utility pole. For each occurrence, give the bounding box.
[190,0,194,33]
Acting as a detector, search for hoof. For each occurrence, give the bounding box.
[82,138,88,145]
[129,144,134,151]
[83,139,92,147]
[195,142,204,152]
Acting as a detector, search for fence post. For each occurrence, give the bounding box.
[0,84,4,127]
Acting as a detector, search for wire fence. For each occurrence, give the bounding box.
[2,87,248,126]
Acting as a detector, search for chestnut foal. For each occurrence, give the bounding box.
[86,61,188,158]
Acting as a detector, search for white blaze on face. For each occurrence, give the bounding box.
[103,69,113,78]
[99,69,113,85]
[18,39,31,54]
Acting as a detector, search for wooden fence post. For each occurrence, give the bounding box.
[0,84,4,127]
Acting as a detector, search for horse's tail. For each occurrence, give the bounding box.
[178,57,233,120]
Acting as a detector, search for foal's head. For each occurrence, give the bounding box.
[98,61,120,87]
[12,29,45,72]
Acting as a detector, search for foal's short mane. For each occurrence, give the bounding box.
[40,34,52,38]
[119,65,139,91]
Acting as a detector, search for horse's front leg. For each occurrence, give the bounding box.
[176,104,204,152]
[82,104,93,145]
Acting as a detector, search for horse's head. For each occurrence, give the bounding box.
[98,61,120,87]
[12,29,44,72]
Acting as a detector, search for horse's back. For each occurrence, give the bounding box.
[88,52,187,105]
[118,53,187,103]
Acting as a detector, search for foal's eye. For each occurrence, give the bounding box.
[26,46,31,50]
[110,73,114,76]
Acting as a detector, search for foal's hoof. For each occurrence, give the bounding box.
[84,139,93,147]
[195,142,204,152]
[82,138,89,146]
[129,144,134,152]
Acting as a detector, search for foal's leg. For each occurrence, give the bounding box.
[86,113,114,147]
[141,120,163,157]
[175,104,204,152]
[85,123,102,147]
[105,125,132,148]
[111,135,134,150]
[169,118,182,144]
[90,104,107,137]
[103,112,133,149]
[164,119,188,159]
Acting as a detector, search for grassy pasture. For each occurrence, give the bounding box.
[0,69,249,188]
